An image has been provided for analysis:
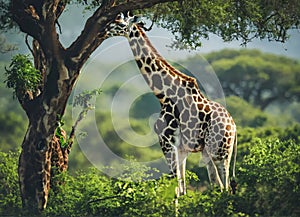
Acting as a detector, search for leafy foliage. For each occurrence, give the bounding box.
[73,88,102,108]
[1,136,299,216]
[45,161,178,217]
[204,49,300,110]
[1,0,300,49]
[4,54,41,100]
[0,151,22,216]
[238,139,300,216]
[53,88,103,149]
[146,0,300,48]
[72,89,102,132]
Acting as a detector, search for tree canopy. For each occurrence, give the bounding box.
[1,0,300,49]
[205,49,300,109]
[146,0,300,48]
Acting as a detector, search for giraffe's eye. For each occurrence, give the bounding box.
[116,14,121,20]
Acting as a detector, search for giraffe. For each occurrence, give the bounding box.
[106,13,237,196]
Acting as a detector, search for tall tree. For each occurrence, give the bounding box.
[1,0,299,212]
[194,49,300,110]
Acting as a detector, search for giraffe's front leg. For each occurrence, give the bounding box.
[176,147,188,197]
[154,108,188,196]
[154,110,179,178]
[157,136,177,177]
[158,137,188,197]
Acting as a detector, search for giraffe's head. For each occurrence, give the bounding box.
[106,12,145,38]
[105,14,128,38]
[126,13,145,29]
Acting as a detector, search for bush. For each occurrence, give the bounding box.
[0,132,299,216]
[46,160,177,217]
[0,151,22,216]
[238,139,300,216]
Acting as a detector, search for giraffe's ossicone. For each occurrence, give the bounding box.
[106,13,237,196]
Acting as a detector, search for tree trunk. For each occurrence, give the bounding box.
[19,116,69,211]
[18,38,75,211]
[18,123,55,211]
[18,69,73,211]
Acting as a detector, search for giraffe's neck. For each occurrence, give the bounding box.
[127,25,206,101]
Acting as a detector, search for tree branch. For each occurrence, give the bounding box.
[11,0,67,56]
[11,0,43,40]
[65,0,177,71]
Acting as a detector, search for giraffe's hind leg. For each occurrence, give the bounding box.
[215,159,229,190]
[202,148,224,190]
[215,137,235,191]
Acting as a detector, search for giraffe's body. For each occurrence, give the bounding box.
[107,14,237,195]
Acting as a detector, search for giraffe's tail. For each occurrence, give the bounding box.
[230,133,238,194]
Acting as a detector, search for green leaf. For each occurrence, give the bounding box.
[4,54,41,99]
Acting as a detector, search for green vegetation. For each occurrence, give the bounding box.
[147,0,300,48]
[4,54,42,100]
[0,136,299,216]
[0,49,300,216]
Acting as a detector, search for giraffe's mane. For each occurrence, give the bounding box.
[136,25,200,88]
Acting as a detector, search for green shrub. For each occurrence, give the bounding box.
[46,161,177,217]
[0,131,299,216]
[4,54,41,100]
[0,151,22,216]
[238,139,300,216]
